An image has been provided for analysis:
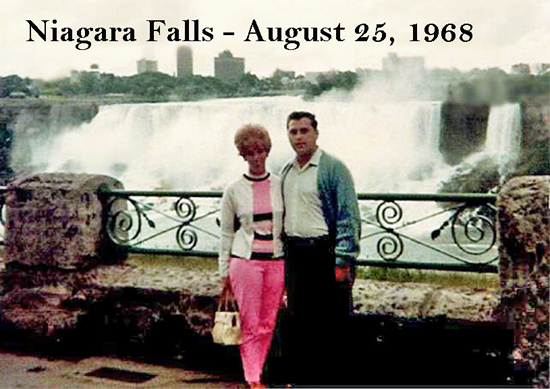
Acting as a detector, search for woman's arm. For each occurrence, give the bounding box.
[218,186,236,281]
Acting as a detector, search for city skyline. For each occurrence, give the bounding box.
[1,0,549,81]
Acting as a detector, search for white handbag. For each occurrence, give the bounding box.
[212,297,242,345]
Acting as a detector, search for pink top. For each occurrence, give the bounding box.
[251,178,274,257]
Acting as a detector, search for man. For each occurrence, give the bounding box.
[279,111,361,385]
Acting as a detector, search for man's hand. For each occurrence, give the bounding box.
[281,288,288,309]
[335,263,351,283]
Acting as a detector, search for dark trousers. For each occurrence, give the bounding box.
[281,236,353,386]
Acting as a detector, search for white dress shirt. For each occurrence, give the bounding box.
[283,148,329,237]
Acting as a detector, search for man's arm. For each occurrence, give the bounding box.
[333,162,361,281]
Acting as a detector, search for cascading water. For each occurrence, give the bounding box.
[26,96,448,193]
[11,96,521,258]
[484,103,522,178]
[453,102,522,183]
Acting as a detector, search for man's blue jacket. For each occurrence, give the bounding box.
[280,149,361,267]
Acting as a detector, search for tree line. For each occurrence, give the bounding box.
[1,65,548,103]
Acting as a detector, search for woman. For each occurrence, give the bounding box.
[218,124,285,389]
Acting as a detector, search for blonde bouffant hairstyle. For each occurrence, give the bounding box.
[234,124,272,156]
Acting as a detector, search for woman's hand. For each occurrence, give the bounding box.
[220,276,233,299]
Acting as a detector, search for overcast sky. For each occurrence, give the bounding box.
[1,0,549,80]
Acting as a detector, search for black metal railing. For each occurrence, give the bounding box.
[98,188,499,273]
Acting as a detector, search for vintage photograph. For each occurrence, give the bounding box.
[1,1,548,388]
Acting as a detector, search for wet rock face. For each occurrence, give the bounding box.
[4,173,123,270]
[439,103,490,165]
[521,98,550,153]
[0,101,99,182]
[497,175,549,387]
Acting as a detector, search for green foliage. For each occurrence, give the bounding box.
[507,74,550,100]
[79,72,102,95]
[24,70,309,101]
[514,139,550,177]
[304,71,358,99]
[0,75,35,97]
[447,69,550,104]
[126,72,179,100]
[6,63,548,103]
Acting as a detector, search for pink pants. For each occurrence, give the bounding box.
[229,257,285,384]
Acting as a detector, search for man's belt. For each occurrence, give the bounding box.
[283,234,331,248]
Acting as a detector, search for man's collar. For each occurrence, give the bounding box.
[293,147,323,169]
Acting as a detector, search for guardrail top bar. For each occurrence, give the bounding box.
[97,188,223,198]
[97,187,496,203]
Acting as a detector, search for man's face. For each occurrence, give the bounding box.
[287,117,318,158]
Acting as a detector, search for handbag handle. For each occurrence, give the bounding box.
[218,293,239,312]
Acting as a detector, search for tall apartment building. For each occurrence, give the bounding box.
[214,50,245,83]
[177,46,193,79]
[137,58,158,74]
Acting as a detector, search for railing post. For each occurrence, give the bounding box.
[497,175,549,387]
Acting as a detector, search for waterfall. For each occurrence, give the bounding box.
[22,96,449,192]
[13,96,518,258]
[484,103,522,177]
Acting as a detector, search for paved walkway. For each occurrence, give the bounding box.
[1,350,247,388]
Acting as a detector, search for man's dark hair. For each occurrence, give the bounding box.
[286,111,318,129]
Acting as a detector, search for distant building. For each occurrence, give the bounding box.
[70,70,81,84]
[89,63,100,79]
[214,50,245,83]
[70,64,101,83]
[272,69,295,79]
[177,46,193,79]
[382,53,424,76]
[137,58,158,74]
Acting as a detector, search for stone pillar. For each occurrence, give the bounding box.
[498,175,549,388]
[4,173,123,270]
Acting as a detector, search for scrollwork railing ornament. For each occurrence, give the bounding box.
[375,201,405,261]
[106,197,142,245]
[96,188,499,273]
[175,197,197,223]
[451,206,496,255]
[176,224,198,250]
[377,233,404,262]
[376,201,403,228]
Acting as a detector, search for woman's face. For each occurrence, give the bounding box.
[242,138,268,175]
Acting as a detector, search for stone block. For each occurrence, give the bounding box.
[4,173,123,269]
[497,175,549,386]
